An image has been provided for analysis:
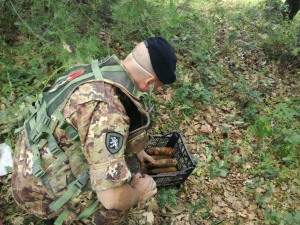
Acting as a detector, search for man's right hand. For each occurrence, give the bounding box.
[130,172,157,203]
[96,172,157,210]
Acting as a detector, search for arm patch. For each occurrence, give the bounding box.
[105,132,124,154]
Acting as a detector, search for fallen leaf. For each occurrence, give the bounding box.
[176,213,189,221]
[62,42,72,53]
[165,204,184,214]
[255,187,265,194]
[248,212,257,220]
[211,205,221,217]
[238,209,248,218]
[147,199,159,212]
[218,199,228,207]
[139,219,146,225]
[242,163,251,170]
[199,122,213,134]
[142,211,154,224]
[281,183,288,191]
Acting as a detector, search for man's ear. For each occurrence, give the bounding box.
[137,76,156,92]
[144,76,156,86]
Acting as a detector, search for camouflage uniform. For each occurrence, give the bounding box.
[11,59,148,224]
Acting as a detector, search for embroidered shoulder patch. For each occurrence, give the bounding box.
[105,132,124,154]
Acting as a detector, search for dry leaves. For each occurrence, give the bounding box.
[142,212,154,224]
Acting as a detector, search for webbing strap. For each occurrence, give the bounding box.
[76,199,99,220]
[59,121,79,141]
[30,129,53,144]
[29,112,67,179]
[29,118,36,134]
[14,126,24,134]
[36,101,49,127]
[48,141,68,171]
[52,109,79,141]
[24,94,44,133]
[91,60,103,79]
[31,144,46,179]
[100,65,124,72]
[53,199,99,225]
[31,144,40,165]
[31,140,68,179]
[50,184,77,212]
[54,209,70,225]
[28,96,52,140]
[29,105,36,114]
[50,171,90,212]
[49,142,64,156]
[34,115,53,136]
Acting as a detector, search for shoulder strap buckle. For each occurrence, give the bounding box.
[32,164,46,179]
[49,142,63,156]
[70,170,90,190]
[41,113,51,126]
[31,130,44,143]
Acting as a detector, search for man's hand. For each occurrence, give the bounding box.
[96,172,157,210]
[130,172,157,203]
[136,150,155,169]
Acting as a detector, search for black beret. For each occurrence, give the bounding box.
[144,37,177,84]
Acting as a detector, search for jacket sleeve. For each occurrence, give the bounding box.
[63,81,132,192]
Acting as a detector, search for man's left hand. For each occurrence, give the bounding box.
[136,150,155,169]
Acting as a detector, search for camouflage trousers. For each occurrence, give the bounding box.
[11,133,128,225]
[66,209,128,225]
[43,207,128,225]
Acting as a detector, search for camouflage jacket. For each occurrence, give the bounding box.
[11,56,150,224]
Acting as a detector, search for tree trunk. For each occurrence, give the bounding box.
[282,0,300,20]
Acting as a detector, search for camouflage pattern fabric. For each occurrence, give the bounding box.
[11,81,135,224]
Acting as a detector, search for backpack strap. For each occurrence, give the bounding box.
[54,210,70,225]
[54,199,99,225]
[50,170,90,212]
[91,60,103,79]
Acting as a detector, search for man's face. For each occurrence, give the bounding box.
[122,41,165,93]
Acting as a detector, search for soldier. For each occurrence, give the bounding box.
[11,37,177,225]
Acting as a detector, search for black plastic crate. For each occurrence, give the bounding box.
[144,131,195,187]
